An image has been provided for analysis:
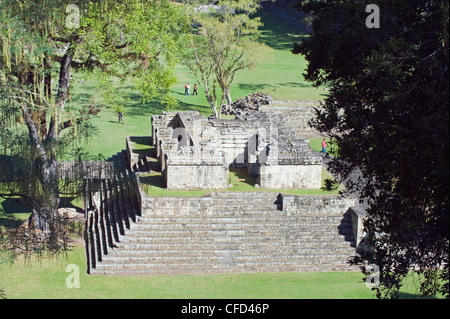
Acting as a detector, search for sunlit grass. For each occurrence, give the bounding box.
[0,245,377,299]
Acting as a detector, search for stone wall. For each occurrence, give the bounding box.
[348,205,371,254]
[165,164,228,190]
[259,100,324,139]
[259,164,322,189]
[139,191,358,218]
[126,136,140,171]
[280,194,357,214]
[151,112,179,146]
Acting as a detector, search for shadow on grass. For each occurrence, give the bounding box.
[0,196,83,229]
[397,292,441,299]
[0,198,30,229]
[237,83,277,92]
[130,136,152,146]
[229,167,257,188]
[237,81,313,93]
[140,173,165,189]
[255,9,309,51]
[124,92,211,118]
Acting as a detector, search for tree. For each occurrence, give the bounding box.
[293,0,449,298]
[0,0,189,250]
[183,0,267,118]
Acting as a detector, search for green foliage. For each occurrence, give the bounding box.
[294,0,449,298]
[0,0,190,253]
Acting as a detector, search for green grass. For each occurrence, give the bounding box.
[0,245,376,299]
[1,244,443,299]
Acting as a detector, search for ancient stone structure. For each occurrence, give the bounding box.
[151,108,323,190]
[81,100,368,275]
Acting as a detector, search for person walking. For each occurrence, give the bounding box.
[187,83,191,95]
[184,82,188,95]
[118,111,124,124]
[193,84,198,95]
[321,138,327,153]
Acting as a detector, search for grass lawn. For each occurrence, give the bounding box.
[0,245,376,299]
[1,244,442,299]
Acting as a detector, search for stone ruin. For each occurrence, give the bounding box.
[82,99,371,275]
[151,106,323,191]
[222,92,272,116]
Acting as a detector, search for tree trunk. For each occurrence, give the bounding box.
[28,156,61,233]
[218,94,226,119]
[191,42,218,119]
[219,87,232,118]
[205,87,218,119]
[224,87,232,106]
[21,100,61,232]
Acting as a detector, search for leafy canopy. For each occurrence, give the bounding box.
[293,0,449,298]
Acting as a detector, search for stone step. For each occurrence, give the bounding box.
[137,214,351,223]
[141,204,350,214]
[114,235,354,246]
[96,252,357,265]
[121,225,353,235]
[98,255,356,268]
[110,234,354,248]
[92,258,358,273]
[90,262,358,276]
[103,244,356,257]
[118,221,353,234]
[140,212,352,219]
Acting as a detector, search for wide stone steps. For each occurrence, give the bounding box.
[88,205,356,275]
[114,235,353,246]
[99,221,354,245]
[94,247,356,263]
[98,252,356,266]
[117,221,352,236]
[141,203,349,215]
[120,225,351,235]
[136,215,350,223]
[102,244,355,256]
[86,147,358,275]
[92,260,356,276]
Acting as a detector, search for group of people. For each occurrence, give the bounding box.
[184,82,197,95]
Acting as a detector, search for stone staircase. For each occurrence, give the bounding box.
[84,150,142,273]
[87,183,360,275]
